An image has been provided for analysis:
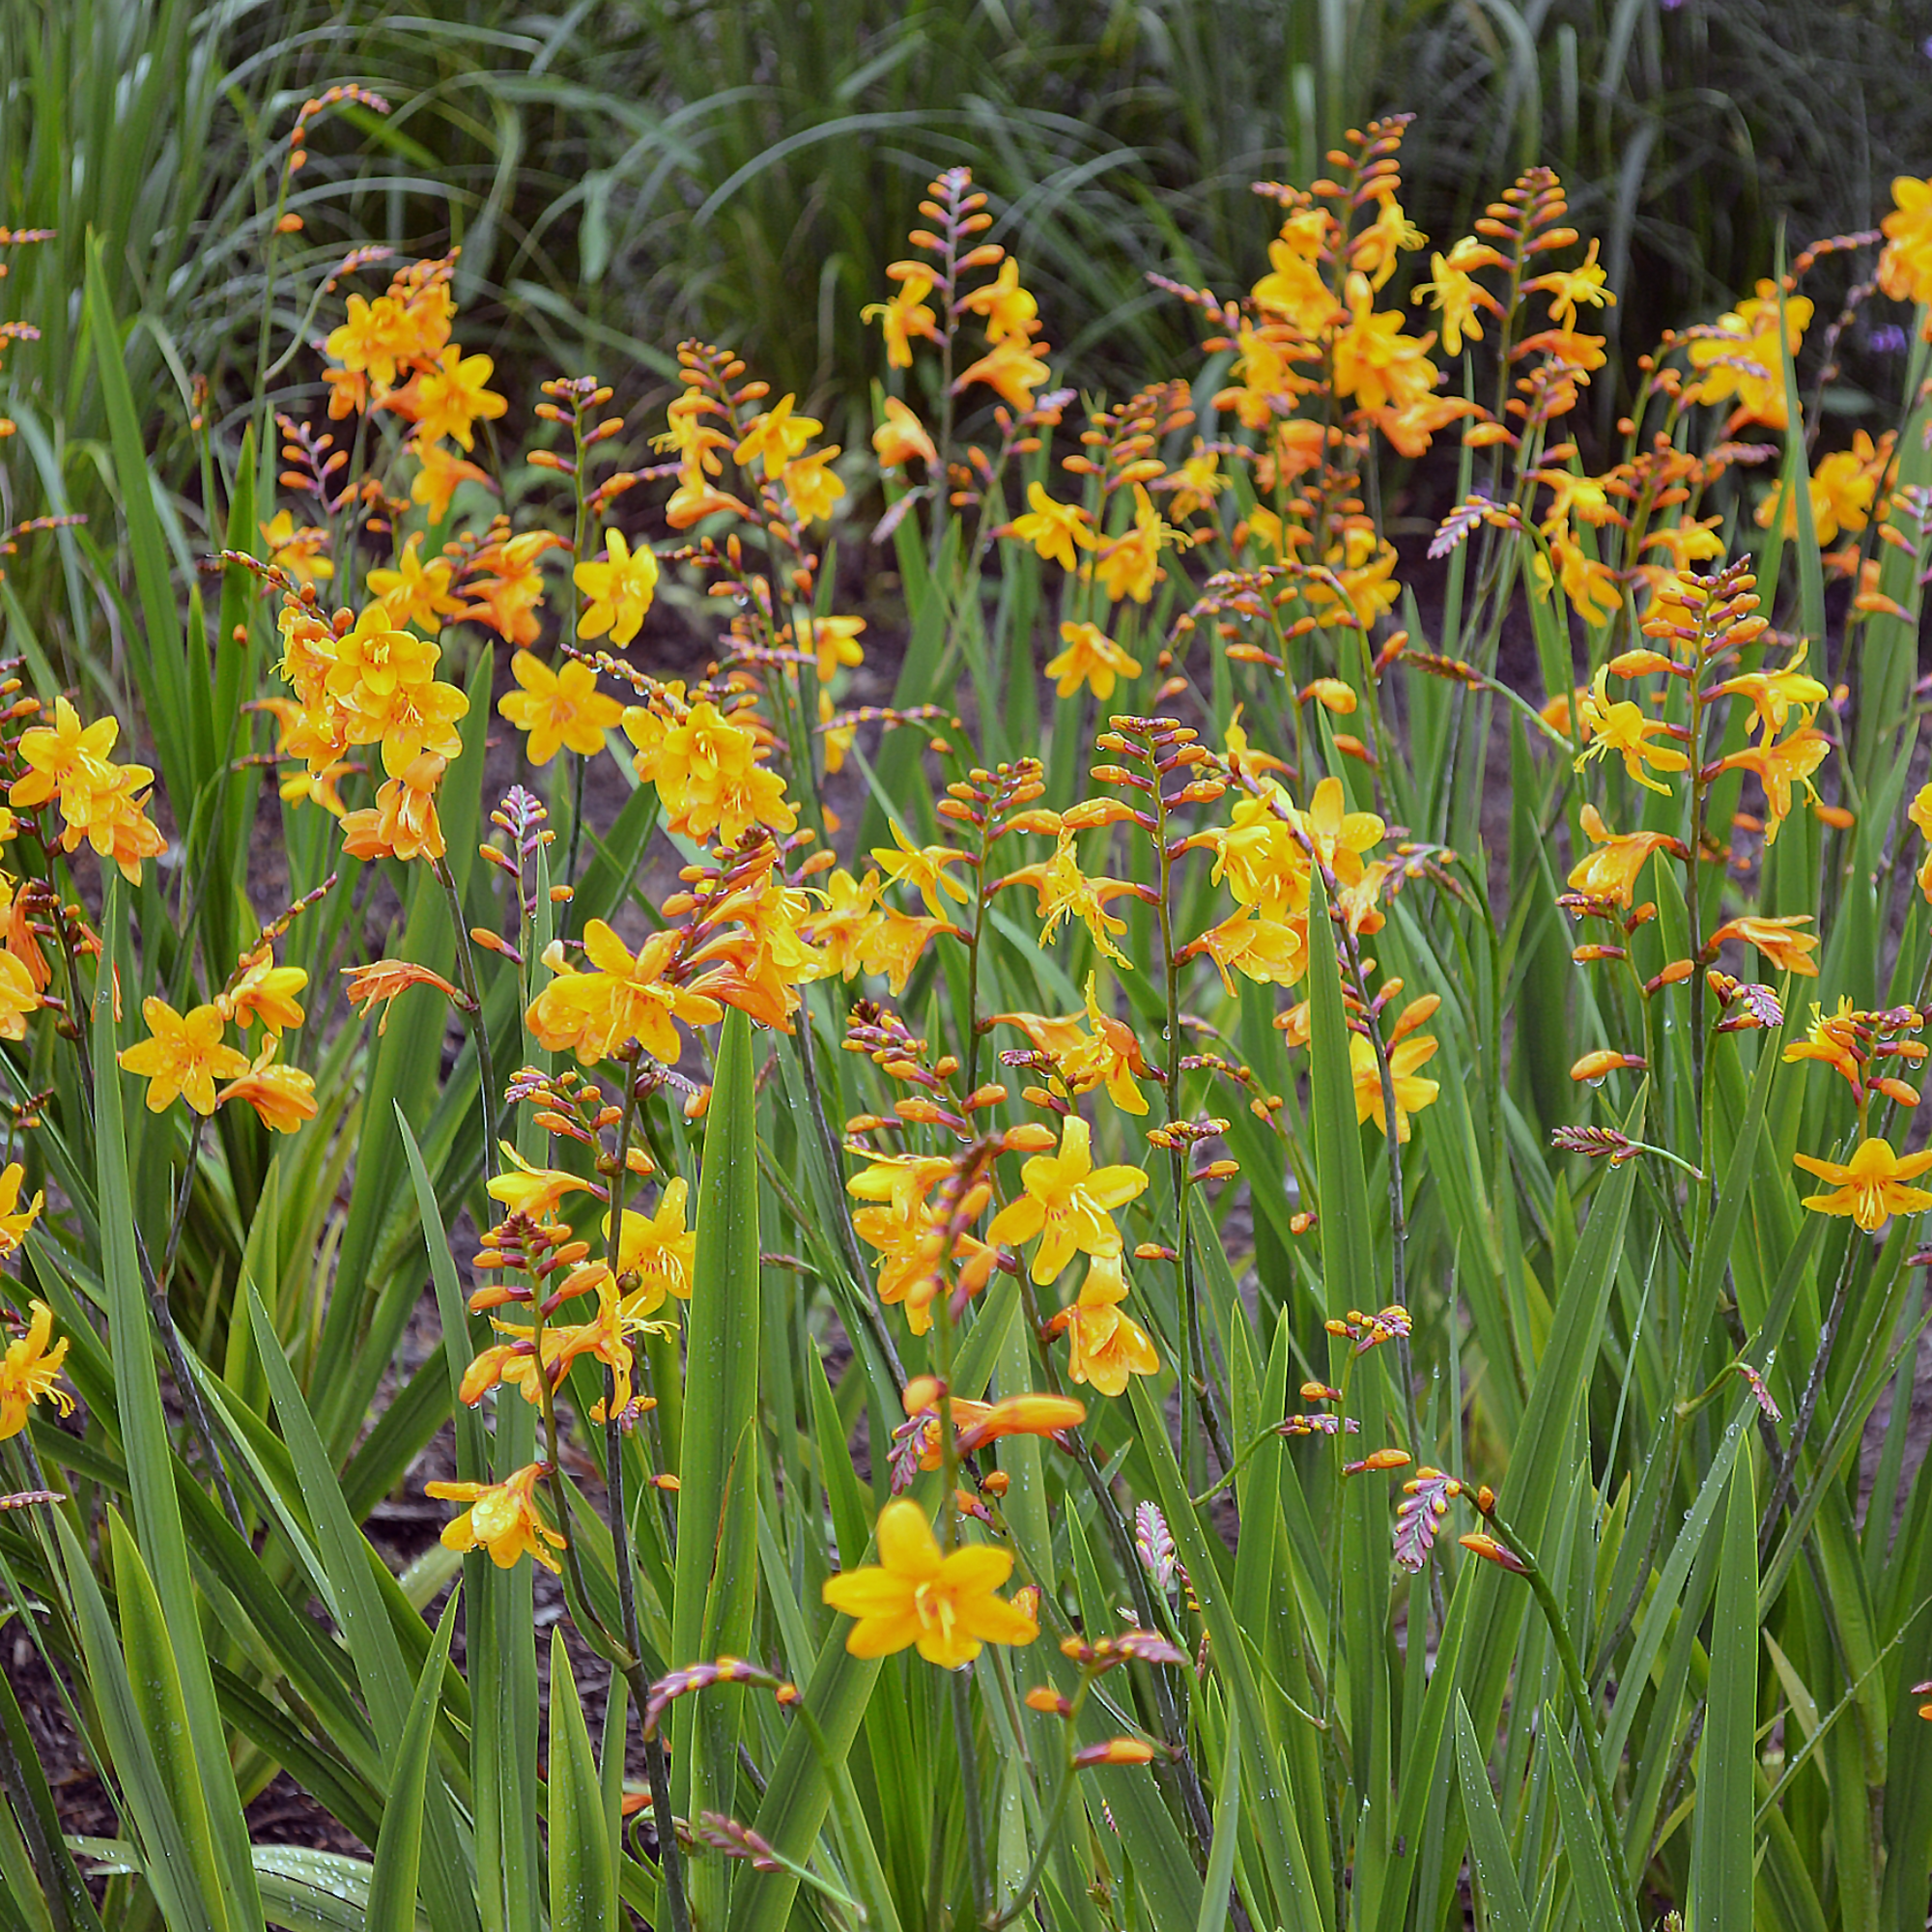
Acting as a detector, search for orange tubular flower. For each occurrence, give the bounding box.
[1008,484,1094,571]
[426,1462,566,1572]
[342,959,465,1032]
[339,753,450,862]
[870,822,971,922]
[222,949,308,1036]
[0,1165,44,1262]
[487,1146,595,1223]
[1708,915,1820,979]
[1794,1138,1932,1232]
[821,1498,1037,1668]
[984,1114,1148,1285]
[116,998,252,1115]
[216,1047,319,1134]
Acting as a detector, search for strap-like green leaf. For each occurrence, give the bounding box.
[546,1627,617,1932]
[366,1592,461,1932]
[1690,1449,1758,1932]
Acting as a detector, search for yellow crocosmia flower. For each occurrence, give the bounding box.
[962,257,1040,343]
[624,698,797,847]
[215,1048,318,1134]
[260,510,333,586]
[117,997,252,1116]
[426,1463,566,1573]
[487,1145,595,1223]
[953,334,1051,410]
[1714,645,1830,741]
[782,445,845,524]
[1252,213,1343,333]
[1568,805,1677,907]
[1350,193,1426,291]
[1332,271,1439,414]
[862,268,939,369]
[574,527,659,647]
[1527,238,1615,329]
[871,822,971,921]
[525,922,723,1066]
[11,696,121,813]
[412,346,507,451]
[1754,432,1884,547]
[1707,914,1819,978]
[1181,907,1308,995]
[1349,1030,1439,1144]
[1007,483,1094,571]
[1044,622,1140,701]
[0,950,40,1041]
[1411,238,1503,356]
[1574,670,1689,796]
[222,947,308,1035]
[1782,997,1863,1092]
[1538,528,1621,629]
[324,292,418,394]
[1062,977,1151,1116]
[1189,782,1311,921]
[1793,1137,1932,1232]
[606,1178,695,1319]
[349,673,470,781]
[802,615,866,683]
[497,651,625,764]
[821,1497,1038,1668]
[408,435,491,523]
[733,395,821,476]
[1685,281,1812,431]
[1062,1253,1160,1397]
[0,1297,70,1440]
[1016,836,1136,966]
[803,867,883,980]
[872,396,937,469]
[984,1114,1148,1285]
[339,752,450,863]
[1296,776,1384,889]
[366,530,462,636]
[1718,714,1830,844]
[325,606,440,708]
[1880,177,1932,308]
[1303,520,1401,627]
[0,1164,43,1261]
[1092,486,1176,606]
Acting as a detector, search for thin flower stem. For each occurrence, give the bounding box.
[435,857,500,1179]
[1759,1228,1861,1548]
[987,1675,1094,1929]
[1488,1508,1637,1932]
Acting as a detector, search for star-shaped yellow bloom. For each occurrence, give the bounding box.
[1794,1138,1932,1232]
[117,998,252,1115]
[498,651,625,764]
[985,1114,1148,1284]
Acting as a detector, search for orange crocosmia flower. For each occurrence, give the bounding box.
[260,510,333,587]
[953,334,1051,410]
[1719,716,1831,844]
[461,528,563,647]
[0,1296,70,1441]
[525,922,723,1066]
[1044,622,1140,701]
[426,1462,566,1572]
[498,652,625,764]
[1182,908,1307,994]
[872,396,937,469]
[341,959,464,1033]
[116,997,252,1115]
[339,753,450,862]
[821,1497,1037,1668]
[1781,997,1863,1091]
[858,906,955,996]
[801,614,867,683]
[1708,915,1819,978]
[733,396,821,475]
[412,346,507,451]
[1331,270,1439,414]
[216,1048,319,1134]
[1062,1253,1160,1397]
[1574,670,1689,796]
[574,527,659,647]
[367,530,462,636]
[962,257,1040,343]
[1568,805,1677,907]
[409,436,491,522]
[1714,646,1829,740]
[1092,486,1176,606]
[984,1114,1148,1285]
[1794,1137,1932,1232]
[1685,282,1812,431]
[1013,836,1138,967]
[324,293,419,394]
[781,446,845,526]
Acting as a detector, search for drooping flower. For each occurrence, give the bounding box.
[425,1462,566,1572]
[1574,670,1689,796]
[117,998,252,1115]
[870,822,972,922]
[1794,1138,1932,1232]
[1567,805,1677,907]
[863,269,939,369]
[0,1165,43,1260]
[733,396,821,476]
[1044,623,1140,701]
[487,1146,596,1223]
[1708,914,1819,978]
[342,959,466,1032]
[216,1048,319,1134]
[222,948,308,1036]
[821,1497,1038,1668]
[1062,1254,1160,1397]
[1879,177,1932,309]
[872,396,938,469]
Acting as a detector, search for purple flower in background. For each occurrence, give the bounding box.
[1868,324,1910,355]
